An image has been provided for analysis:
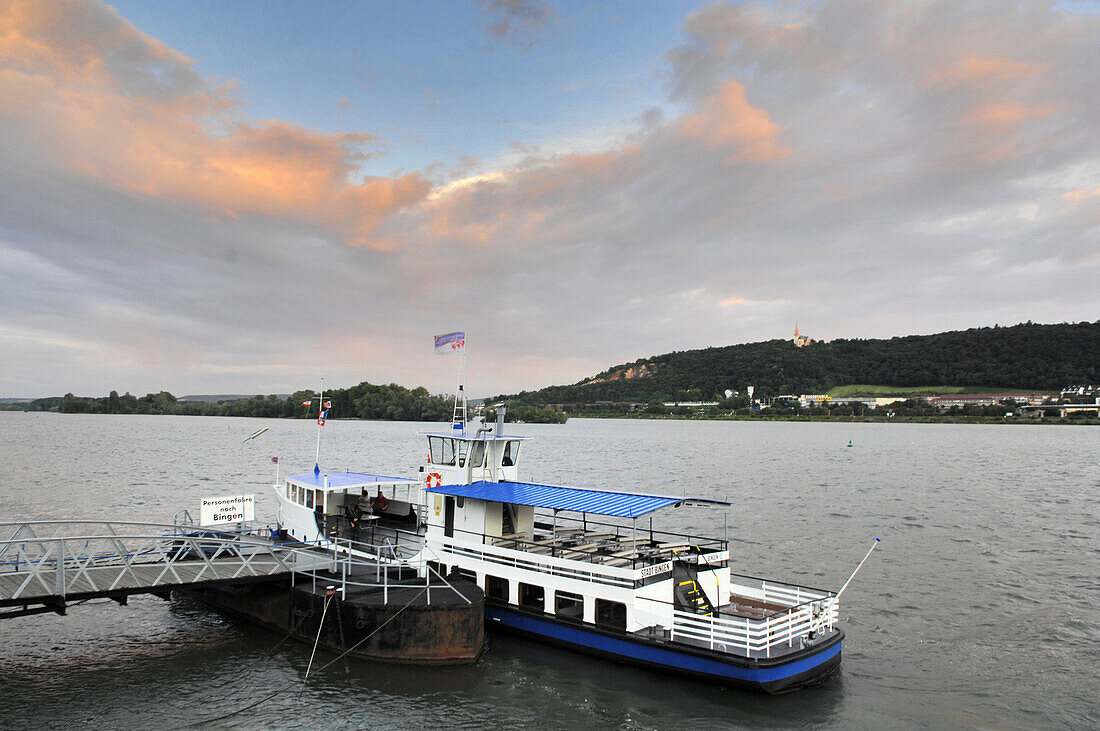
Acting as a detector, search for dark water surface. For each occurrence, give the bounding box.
[0,413,1097,729]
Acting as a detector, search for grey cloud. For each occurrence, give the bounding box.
[1,0,1097,398]
[480,0,558,48]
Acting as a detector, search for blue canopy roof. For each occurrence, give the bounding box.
[288,471,417,490]
[425,480,724,519]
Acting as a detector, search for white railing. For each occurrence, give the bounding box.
[670,597,839,658]
[730,574,832,609]
[434,534,638,589]
[0,521,332,604]
[294,540,473,607]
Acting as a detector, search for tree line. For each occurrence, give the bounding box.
[6,381,571,424]
[490,321,1100,407]
[6,381,458,421]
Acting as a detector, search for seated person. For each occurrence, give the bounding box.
[370,488,390,513]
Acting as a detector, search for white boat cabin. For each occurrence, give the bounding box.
[420,431,529,487]
[276,469,420,545]
[424,478,734,635]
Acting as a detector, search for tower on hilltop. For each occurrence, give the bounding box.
[793,323,813,348]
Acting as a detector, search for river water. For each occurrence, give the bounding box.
[0,412,1096,729]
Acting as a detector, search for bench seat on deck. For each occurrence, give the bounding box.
[375,498,417,526]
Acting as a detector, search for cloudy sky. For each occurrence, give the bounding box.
[1,0,1097,398]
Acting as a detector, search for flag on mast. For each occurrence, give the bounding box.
[301,399,311,406]
[434,331,465,354]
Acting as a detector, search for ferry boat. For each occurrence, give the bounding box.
[271,337,860,691]
[273,404,846,693]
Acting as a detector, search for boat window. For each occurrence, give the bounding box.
[305,489,314,509]
[457,440,469,467]
[292,485,300,504]
[595,599,627,631]
[428,436,457,466]
[468,440,486,468]
[519,583,545,611]
[555,591,584,622]
[502,440,520,467]
[485,575,509,601]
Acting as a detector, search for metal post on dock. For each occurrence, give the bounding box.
[55,538,65,598]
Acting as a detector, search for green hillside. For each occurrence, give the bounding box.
[492,321,1099,405]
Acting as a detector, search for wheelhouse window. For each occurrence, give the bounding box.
[519,583,545,611]
[502,440,520,467]
[428,436,457,466]
[595,599,626,631]
[305,489,314,509]
[485,574,509,601]
[555,591,584,622]
[468,440,486,468]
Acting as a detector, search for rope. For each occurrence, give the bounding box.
[304,593,332,679]
[188,584,428,727]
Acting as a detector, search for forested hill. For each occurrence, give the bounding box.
[493,321,1100,405]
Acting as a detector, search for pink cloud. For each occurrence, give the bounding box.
[1063,186,1100,205]
[962,102,1058,135]
[0,0,431,249]
[679,80,789,164]
[924,54,1045,88]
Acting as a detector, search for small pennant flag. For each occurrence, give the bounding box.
[301,400,311,407]
[271,456,279,464]
[324,401,332,409]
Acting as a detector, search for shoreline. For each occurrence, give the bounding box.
[569,413,1099,426]
[3,410,1096,426]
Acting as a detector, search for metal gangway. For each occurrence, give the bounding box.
[0,520,333,620]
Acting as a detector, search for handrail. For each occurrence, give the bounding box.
[730,571,836,599]
[436,523,725,570]
[531,514,727,550]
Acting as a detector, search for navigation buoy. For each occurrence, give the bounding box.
[847,440,853,447]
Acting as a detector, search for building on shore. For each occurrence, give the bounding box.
[926,393,1047,409]
[1061,385,1099,400]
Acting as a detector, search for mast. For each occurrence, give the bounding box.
[452,345,467,436]
[314,376,324,474]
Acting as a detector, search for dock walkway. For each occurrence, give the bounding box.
[0,520,330,619]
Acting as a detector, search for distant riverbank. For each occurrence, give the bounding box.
[571,412,1098,425]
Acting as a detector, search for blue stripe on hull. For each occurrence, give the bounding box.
[486,606,841,688]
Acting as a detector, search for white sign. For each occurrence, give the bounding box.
[200,494,255,527]
[638,561,672,579]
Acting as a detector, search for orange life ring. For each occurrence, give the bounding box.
[426,472,442,488]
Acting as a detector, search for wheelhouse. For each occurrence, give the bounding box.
[421,432,530,486]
